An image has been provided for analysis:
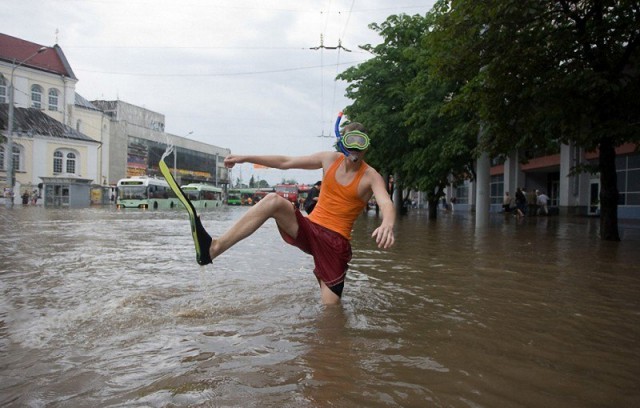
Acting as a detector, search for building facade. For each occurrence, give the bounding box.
[1,33,230,207]
[446,142,639,219]
[90,100,230,188]
[0,105,100,207]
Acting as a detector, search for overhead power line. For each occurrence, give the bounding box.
[74,59,366,77]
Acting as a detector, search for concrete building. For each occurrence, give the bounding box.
[90,100,230,188]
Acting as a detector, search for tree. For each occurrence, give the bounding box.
[249,175,256,188]
[338,14,421,216]
[427,0,640,240]
[338,13,476,218]
[404,12,478,218]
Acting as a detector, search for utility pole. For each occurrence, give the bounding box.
[215,153,218,187]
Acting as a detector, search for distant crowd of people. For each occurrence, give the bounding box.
[503,188,550,217]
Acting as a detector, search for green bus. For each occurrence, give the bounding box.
[227,188,263,205]
[227,189,243,205]
[181,183,224,209]
[116,176,179,209]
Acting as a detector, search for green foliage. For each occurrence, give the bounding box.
[427,0,640,154]
[426,0,640,239]
[338,15,421,179]
[336,0,638,234]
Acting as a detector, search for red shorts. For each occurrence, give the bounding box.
[280,209,352,295]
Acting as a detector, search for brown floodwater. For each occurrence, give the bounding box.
[1,206,639,407]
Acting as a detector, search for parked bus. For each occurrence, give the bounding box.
[253,187,275,204]
[227,188,260,205]
[227,189,243,205]
[116,176,178,209]
[275,183,299,205]
[180,183,223,209]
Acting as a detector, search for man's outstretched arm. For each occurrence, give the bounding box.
[369,172,396,249]
[224,152,334,170]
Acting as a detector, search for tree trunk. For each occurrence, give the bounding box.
[428,197,439,219]
[598,137,620,241]
[427,186,446,220]
[394,180,405,216]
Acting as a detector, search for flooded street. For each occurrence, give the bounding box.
[1,206,639,407]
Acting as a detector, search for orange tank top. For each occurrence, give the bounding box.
[308,155,369,240]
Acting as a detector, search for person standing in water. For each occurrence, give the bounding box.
[303,180,322,214]
[192,122,395,304]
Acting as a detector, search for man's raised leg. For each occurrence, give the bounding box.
[208,193,298,260]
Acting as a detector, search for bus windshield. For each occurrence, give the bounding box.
[119,186,147,200]
[181,187,200,201]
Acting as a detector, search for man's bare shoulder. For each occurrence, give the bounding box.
[363,164,391,199]
[317,151,342,167]
[363,163,384,181]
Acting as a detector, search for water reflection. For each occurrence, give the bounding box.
[1,206,639,407]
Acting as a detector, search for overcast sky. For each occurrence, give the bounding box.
[2,0,435,185]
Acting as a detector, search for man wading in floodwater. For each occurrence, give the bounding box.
[190,122,395,304]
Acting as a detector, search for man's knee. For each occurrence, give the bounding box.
[261,192,290,209]
[259,193,295,218]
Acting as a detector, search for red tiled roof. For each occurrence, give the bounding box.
[0,33,76,79]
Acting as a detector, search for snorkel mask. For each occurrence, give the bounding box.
[335,112,370,161]
[342,130,370,150]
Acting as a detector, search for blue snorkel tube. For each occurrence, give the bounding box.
[335,111,349,157]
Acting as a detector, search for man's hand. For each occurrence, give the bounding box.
[224,155,244,168]
[372,223,395,249]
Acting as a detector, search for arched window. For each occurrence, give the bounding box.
[53,151,63,173]
[66,152,76,173]
[48,88,59,111]
[0,77,6,104]
[31,85,43,109]
[13,145,21,171]
[53,149,78,174]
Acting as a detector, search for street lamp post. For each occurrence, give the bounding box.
[5,46,47,205]
[215,153,218,187]
[174,131,193,179]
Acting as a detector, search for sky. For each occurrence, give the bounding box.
[2,0,436,185]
